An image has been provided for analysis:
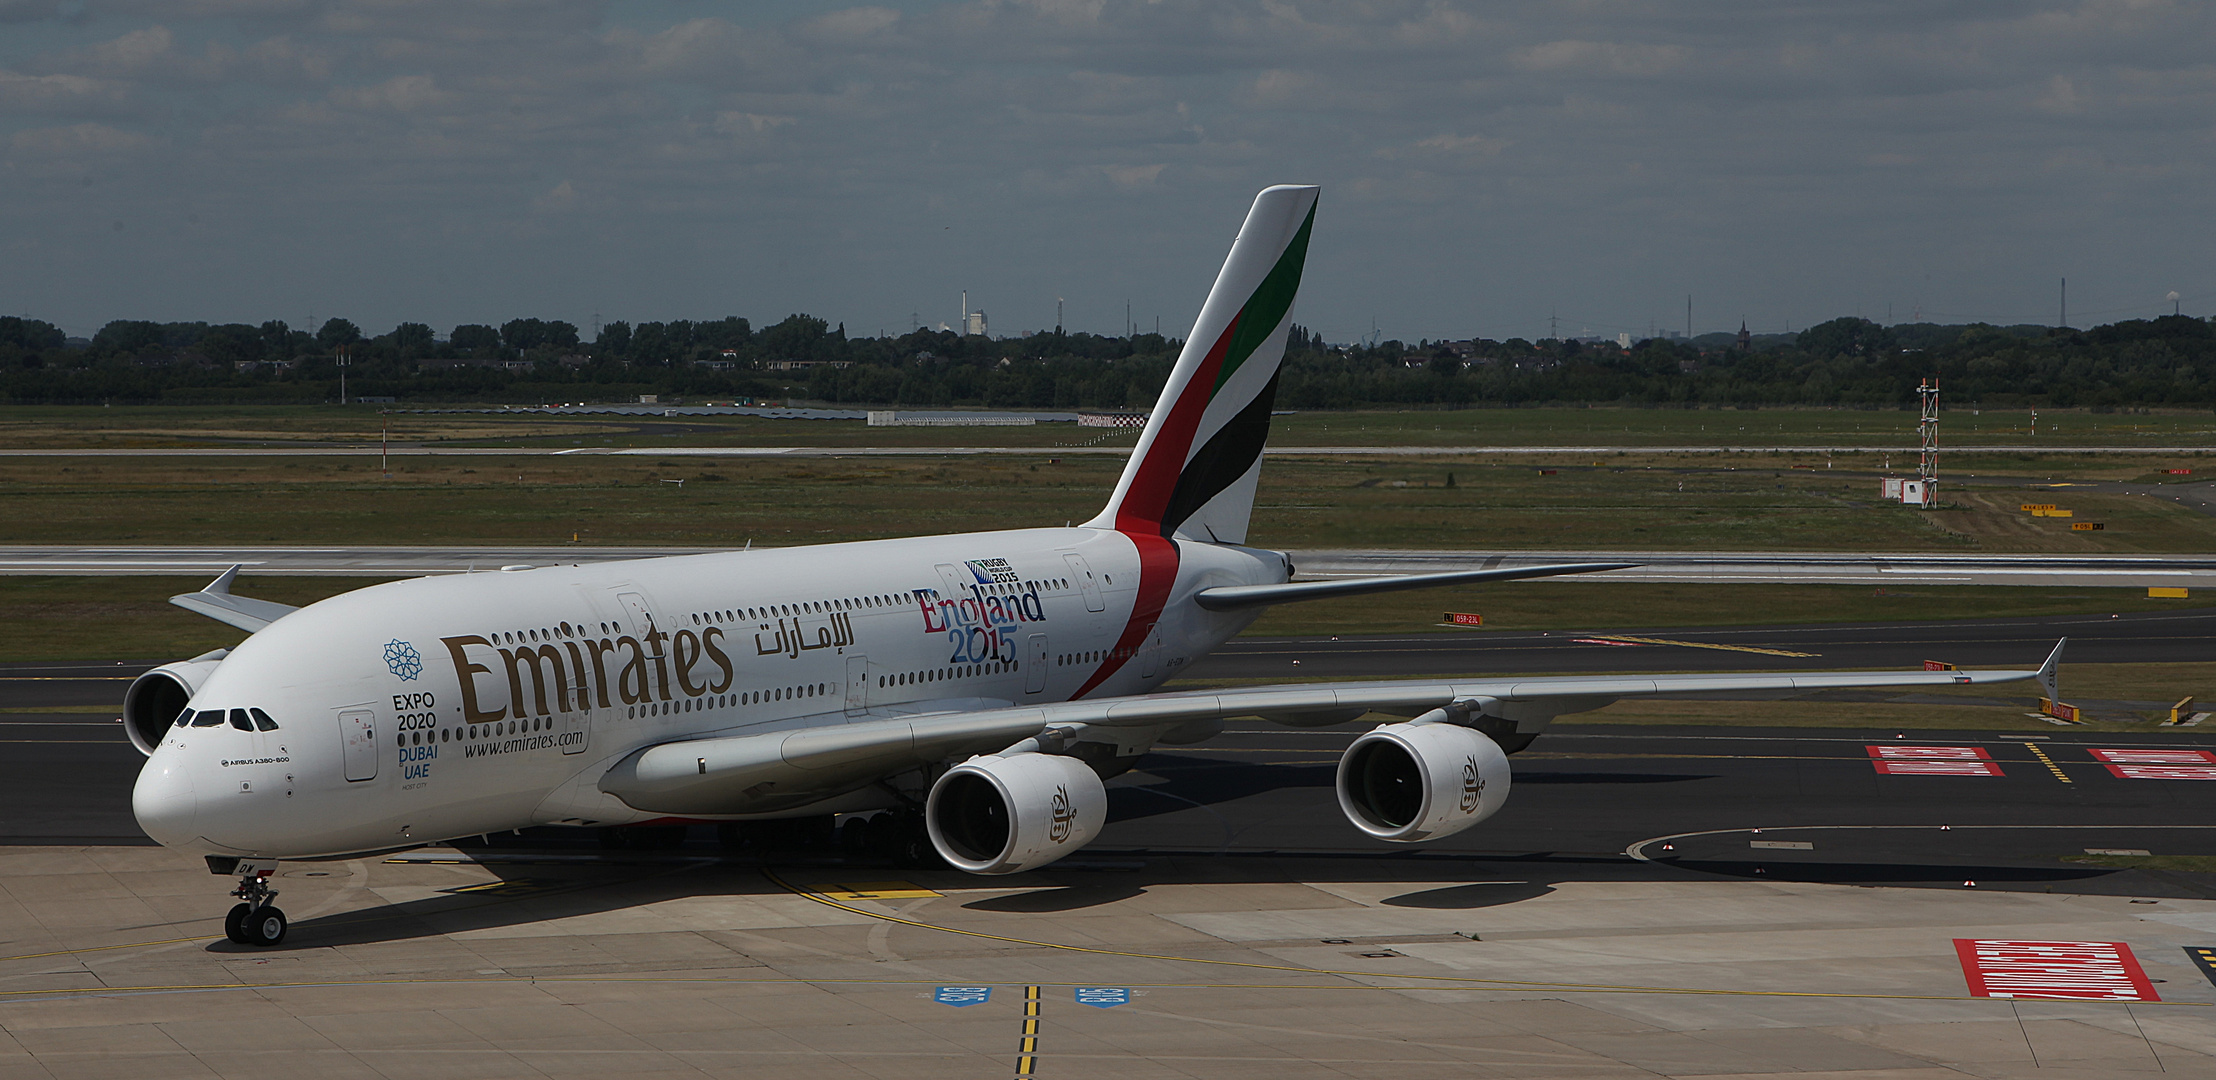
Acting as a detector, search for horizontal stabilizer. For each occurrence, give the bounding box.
[1194,562,1635,610]
[168,565,298,632]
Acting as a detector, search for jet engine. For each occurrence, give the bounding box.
[122,651,227,756]
[925,752,1107,875]
[1335,722,1511,842]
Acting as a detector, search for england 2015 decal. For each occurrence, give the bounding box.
[919,558,1046,664]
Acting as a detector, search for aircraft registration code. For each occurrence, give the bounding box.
[1867,745,2002,776]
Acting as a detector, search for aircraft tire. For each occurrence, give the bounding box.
[893,814,945,870]
[224,903,252,944]
[246,906,287,947]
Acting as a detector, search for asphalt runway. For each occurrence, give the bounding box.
[14,622,2216,1078]
[13,610,2216,879]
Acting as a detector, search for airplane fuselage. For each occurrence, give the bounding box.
[133,526,1286,859]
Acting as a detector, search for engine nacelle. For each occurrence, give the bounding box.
[925,752,1107,874]
[1335,722,1511,842]
[122,653,227,757]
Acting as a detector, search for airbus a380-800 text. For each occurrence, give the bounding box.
[123,186,2060,947]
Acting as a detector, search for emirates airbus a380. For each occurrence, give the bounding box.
[123,186,2060,947]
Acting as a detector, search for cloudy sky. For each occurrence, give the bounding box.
[3,0,2211,344]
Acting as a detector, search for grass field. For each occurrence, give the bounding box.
[2,452,2213,553]
[4,404,2215,450]
[10,573,2205,665]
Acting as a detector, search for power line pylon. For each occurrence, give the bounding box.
[1916,378,1939,509]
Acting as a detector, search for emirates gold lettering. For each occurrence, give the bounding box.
[441,635,506,724]
[447,625,740,723]
[673,630,704,695]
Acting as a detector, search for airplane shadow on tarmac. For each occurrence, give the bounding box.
[216,749,2207,953]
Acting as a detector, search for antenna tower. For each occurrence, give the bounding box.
[1916,379,1939,509]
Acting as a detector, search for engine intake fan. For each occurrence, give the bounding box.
[925,752,1106,875]
[1335,721,1511,842]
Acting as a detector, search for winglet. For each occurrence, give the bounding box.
[2037,637,2066,703]
[206,564,242,596]
[170,567,299,633]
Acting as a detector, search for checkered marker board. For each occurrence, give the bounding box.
[1867,745,2003,776]
[2088,747,2216,780]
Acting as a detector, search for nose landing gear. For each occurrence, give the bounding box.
[212,857,287,946]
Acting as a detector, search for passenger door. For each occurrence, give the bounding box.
[1063,553,1105,612]
[615,590,660,651]
[845,655,870,715]
[339,708,378,782]
[1025,633,1048,694]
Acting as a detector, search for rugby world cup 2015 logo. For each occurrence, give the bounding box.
[1048,784,1076,843]
[1458,754,1484,814]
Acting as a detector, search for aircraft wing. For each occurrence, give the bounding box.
[598,647,2054,815]
[1194,562,1635,610]
[168,565,299,633]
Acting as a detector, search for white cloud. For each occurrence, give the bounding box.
[1102,162,1163,187]
[0,0,2213,337]
[10,120,154,155]
[329,73,447,112]
[0,69,132,114]
[532,179,577,211]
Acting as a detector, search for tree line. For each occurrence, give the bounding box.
[0,310,2212,410]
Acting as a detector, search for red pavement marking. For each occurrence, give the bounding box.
[1955,939,2160,1001]
[2088,747,2216,780]
[1867,745,2003,777]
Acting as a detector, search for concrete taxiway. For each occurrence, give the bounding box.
[5,544,2216,588]
[10,618,2216,1078]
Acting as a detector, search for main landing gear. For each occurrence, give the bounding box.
[208,857,287,946]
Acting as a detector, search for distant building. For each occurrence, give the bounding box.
[1737,322,1751,352]
[963,310,989,337]
[763,359,852,371]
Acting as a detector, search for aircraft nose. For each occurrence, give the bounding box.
[132,758,199,849]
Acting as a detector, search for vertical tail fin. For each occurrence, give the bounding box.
[1085,185,1317,545]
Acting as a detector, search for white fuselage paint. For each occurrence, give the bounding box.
[132,527,1285,860]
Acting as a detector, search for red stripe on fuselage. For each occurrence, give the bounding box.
[1076,314,1238,698]
[1114,313,1239,536]
[1071,530,1177,699]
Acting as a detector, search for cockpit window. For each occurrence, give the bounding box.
[190,710,225,727]
[174,710,195,728]
[228,708,253,731]
[249,708,279,731]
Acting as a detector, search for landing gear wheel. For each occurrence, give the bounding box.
[224,903,252,944]
[892,813,945,870]
[246,905,287,947]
